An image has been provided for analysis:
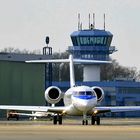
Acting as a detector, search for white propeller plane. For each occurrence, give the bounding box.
[0,55,140,125]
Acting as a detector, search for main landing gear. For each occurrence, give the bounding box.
[91,116,100,125]
[82,114,100,125]
[53,114,62,125]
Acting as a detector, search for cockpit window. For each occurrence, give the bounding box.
[86,91,93,95]
[79,91,85,95]
[74,91,94,96]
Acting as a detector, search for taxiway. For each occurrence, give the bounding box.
[0,118,139,140]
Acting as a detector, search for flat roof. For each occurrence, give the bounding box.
[0,52,51,62]
[71,29,113,37]
[52,81,140,88]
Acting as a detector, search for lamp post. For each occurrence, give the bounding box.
[43,36,52,89]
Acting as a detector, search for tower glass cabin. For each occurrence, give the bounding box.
[69,29,116,61]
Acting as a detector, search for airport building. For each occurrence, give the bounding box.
[0,16,140,117]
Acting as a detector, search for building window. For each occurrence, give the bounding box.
[118,87,140,94]
[74,36,111,46]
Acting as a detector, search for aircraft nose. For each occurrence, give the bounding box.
[72,95,96,112]
[81,101,89,107]
[75,100,91,112]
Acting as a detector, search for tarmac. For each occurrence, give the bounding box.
[0,118,139,140]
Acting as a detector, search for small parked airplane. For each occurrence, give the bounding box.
[0,55,140,125]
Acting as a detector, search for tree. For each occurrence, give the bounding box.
[1,47,41,54]
[101,59,140,81]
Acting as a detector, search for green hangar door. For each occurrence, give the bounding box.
[0,61,45,107]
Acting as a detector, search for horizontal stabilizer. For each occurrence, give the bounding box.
[26,59,69,63]
[26,58,111,64]
[73,59,111,64]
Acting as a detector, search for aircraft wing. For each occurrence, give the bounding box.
[0,105,67,114]
[93,106,140,114]
[9,112,52,117]
[8,112,43,117]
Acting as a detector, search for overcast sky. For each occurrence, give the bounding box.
[0,0,140,69]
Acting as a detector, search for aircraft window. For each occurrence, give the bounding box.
[79,91,85,95]
[86,91,93,95]
[77,91,94,96]
[74,91,94,96]
[74,91,79,96]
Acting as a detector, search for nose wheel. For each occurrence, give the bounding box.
[82,113,88,125]
[82,120,88,125]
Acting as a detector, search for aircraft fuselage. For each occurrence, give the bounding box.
[63,85,97,115]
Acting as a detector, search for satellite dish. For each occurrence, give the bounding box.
[45,36,50,45]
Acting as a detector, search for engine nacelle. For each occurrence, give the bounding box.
[92,86,104,102]
[45,86,62,104]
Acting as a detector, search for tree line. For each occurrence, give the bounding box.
[1,48,140,81]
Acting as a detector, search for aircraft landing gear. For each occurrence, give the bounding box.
[82,113,88,125]
[82,113,101,125]
[82,120,88,125]
[91,116,100,125]
[53,114,62,125]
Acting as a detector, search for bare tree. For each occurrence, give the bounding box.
[101,59,140,81]
[1,47,41,54]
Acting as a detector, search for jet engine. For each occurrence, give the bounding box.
[45,86,62,104]
[92,86,104,102]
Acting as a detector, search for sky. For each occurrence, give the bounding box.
[0,0,140,69]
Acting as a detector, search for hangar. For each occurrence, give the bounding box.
[0,53,50,117]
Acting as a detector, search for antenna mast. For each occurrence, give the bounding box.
[78,13,80,30]
[93,13,95,29]
[104,13,106,30]
[89,13,91,29]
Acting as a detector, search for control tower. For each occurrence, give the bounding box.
[68,14,117,81]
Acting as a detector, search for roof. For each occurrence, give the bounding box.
[71,29,113,37]
[0,52,51,62]
[52,81,140,88]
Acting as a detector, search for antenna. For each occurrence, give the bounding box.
[89,13,91,29]
[80,22,82,30]
[93,13,95,29]
[104,13,106,30]
[78,13,80,30]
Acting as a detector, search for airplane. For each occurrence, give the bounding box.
[0,54,140,125]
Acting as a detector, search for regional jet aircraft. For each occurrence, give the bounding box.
[0,55,140,125]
